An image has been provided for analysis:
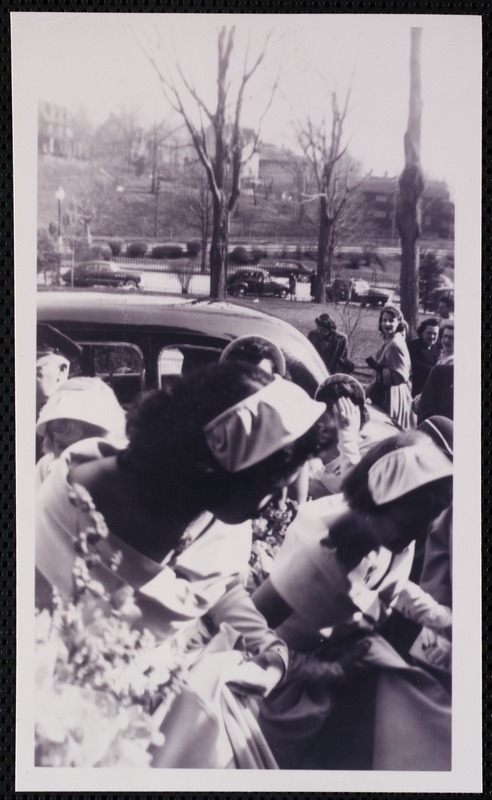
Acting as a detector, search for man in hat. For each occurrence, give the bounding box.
[307,313,354,374]
[36,323,82,417]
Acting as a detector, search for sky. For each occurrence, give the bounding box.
[11,13,481,196]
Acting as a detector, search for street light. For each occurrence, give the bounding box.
[55,187,65,253]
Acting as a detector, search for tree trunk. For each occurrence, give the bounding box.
[314,197,331,303]
[201,193,209,274]
[209,193,229,299]
[398,27,424,337]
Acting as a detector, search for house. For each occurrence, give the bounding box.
[38,102,74,157]
[359,174,454,241]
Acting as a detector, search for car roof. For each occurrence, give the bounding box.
[263,261,314,273]
[37,290,329,391]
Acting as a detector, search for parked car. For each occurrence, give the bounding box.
[326,277,351,302]
[261,260,315,282]
[326,277,388,307]
[37,290,329,404]
[350,279,389,307]
[226,268,288,298]
[62,261,141,289]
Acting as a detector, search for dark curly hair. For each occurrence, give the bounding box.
[417,317,440,338]
[120,362,336,516]
[220,336,285,376]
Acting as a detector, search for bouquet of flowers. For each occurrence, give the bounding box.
[247,498,298,592]
[35,484,184,767]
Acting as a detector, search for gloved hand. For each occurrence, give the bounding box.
[365,356,380,371]
[288,639,371,684]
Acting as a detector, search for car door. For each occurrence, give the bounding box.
[95,263,112,286]
[251,271,265,295]
[82,264,101,286]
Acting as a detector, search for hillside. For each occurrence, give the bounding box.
[37,155,314,243]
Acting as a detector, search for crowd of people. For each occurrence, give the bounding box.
[34,304,454,771]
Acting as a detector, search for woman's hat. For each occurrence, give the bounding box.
[204,376,326,473]
[418,416,453,458]
[315,313,336,330]
[219,335,286,377]
[315,374,369,427]
[367,439,453,506]
[36,377,127,440]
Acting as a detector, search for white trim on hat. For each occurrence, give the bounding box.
[367,441,453,506]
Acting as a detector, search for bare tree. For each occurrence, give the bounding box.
[62,169,120,245]
[184,165,212,273]
[397,27,424,336]
[143,26,277,299]
[297,91,362,303]
[117,104,144,169]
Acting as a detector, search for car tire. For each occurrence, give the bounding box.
[236,286,246,297]
[279,288,288,299]
[123,280,138,290]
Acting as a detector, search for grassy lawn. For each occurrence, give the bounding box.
[228,297,384,370]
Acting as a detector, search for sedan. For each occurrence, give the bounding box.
[351,280,389,307]
[62,261,141,290]
[37,290,329,404]
[227,268,288,298]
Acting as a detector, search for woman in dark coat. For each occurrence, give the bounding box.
[407,317,441,397]
[308,313,354,374]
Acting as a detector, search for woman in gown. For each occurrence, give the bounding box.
[36,361,335,769]
[366,306,415,428]
[253,429,453,771]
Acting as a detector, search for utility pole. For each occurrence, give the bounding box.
[397,27,424,337]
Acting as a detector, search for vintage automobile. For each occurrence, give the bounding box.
[37,290,329,405]
[226,268,288,298]
[260,260,315,283]
[326,277,388,307]
[350,279,389,307]
[62,261,142,290]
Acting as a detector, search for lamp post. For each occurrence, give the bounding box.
[55,187,65,254]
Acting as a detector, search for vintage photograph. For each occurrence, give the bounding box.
[12,12,481,792]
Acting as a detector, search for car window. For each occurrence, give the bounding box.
[74,341,145,406]
[158,344,221,382]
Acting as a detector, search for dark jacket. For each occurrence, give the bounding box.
[407,338,441,396]
[307,329,353,374]
[417,362,454,423]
